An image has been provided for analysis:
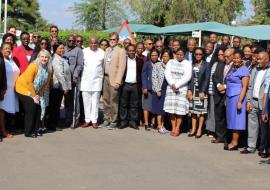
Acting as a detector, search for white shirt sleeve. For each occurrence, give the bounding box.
[175,60,192,89]
[165,60,174,86]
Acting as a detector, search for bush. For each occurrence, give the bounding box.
[38,30,109,47]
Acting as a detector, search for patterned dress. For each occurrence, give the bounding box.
[189,64,208,115]
[164,59,192,115]
[151,62,167,115]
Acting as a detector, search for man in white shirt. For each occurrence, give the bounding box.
[80,37,105,128]
[118,44,144,129]
[243,51,270,156]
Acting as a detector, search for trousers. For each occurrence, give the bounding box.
[82,91,100,123]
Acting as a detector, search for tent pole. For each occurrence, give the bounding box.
[4,0,7,33]
[199,30,202,47]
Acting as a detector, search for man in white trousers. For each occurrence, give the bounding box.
[80,37,105,128]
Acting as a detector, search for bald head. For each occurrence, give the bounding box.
[89,36,98,51]
[224,48,235,64]
[187,38,196,52]
[257,51,269,68]
[155,40,163,53]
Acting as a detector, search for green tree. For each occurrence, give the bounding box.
[251,0,270,24]
[3,0,48,31]
[127,0,244,26]
[70,0,127,30]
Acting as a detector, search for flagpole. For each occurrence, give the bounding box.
[4,0,7,33]
[0,1,2,33]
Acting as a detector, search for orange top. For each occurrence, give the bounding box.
[15,63,51,97]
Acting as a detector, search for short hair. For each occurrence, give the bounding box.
[20,31,30,39]
[109,32,119,40]
[53,41,65,55]
[99,38,109,46]
[127,44,136,50]
[175,48,186,55]
[136,42,144,48]
[50,25,58,31]
[233,36,241,41]
[1,42,13,51]
[253,46,265,54]
[8,25,16,31]
[161,49,173,59]
[150,48,160,56]
[242,44,252,51]
[173,39,181,44]
[234,49,244,58]
[2,33,17,44]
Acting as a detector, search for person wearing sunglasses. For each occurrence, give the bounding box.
[76,35,84,49]
[30,37,51,63]
[99,39,109,51]
[99,32,126,129]
[187,47,210,138]
[64,35,84,129]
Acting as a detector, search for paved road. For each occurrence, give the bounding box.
[0,127,269,190]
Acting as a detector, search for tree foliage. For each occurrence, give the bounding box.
[3,0,48,31]
[127,0,244,26]
[70,0,127,30]
[251,0,270,24]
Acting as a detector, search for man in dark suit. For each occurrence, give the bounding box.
[205,42,218,65]
[185,38,196,61]
[212,48,235,143]
[118,44,144,129]
[210,33,221,55]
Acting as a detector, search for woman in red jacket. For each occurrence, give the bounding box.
[12,32,33,74]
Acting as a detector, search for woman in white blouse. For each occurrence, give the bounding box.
[0,42,20,138]
[164,48,192,137]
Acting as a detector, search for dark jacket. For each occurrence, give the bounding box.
[123,56,144,94]
[212,61,226,104]
[188,60,210,94]
[142,60,153,91]
[0,58,7,100]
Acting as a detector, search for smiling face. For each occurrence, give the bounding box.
[150,51,159,63]
[21,34,30,47]
[39,51,49,66]
[89,37,98,51]
[233,53,242,67]
[175,50,185,62]
[136,44,144,56]
[109,34,118,48]
[1,43,12,59]
[194,49,203,62]
[162,52,170,64]
[55,44,65,57]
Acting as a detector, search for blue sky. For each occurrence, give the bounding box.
[38,0,254,30]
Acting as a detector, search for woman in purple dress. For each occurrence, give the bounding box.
[225,51,249,151]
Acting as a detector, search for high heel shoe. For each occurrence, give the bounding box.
[188,132,196,137]
[195,134,202,139]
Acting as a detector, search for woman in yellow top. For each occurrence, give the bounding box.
[16,49,52,138]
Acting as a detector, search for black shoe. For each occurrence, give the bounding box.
[130,125,139,130]
[145,125,150,131]
[188,133,196,137]
[224,145,238,151]
[240,148,255,154]
[25,133,37,138]
[258,152,269,158]
[195,134,203,139]
[118,125,128,129]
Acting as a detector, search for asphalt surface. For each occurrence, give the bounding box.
[0,126,269,190]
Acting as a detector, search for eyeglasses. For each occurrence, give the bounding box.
[68,40,75,42]
[109,38,116,41]
[51,30,58,33]
[76,40,83,43]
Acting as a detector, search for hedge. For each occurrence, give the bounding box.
[38,30,109,47]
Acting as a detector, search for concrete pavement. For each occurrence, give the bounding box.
[0,127,269,190]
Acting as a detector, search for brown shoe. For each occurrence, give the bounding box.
[92,123,98,129]
[81,122,90,128]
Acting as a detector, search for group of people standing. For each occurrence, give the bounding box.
[0,26,269,163]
